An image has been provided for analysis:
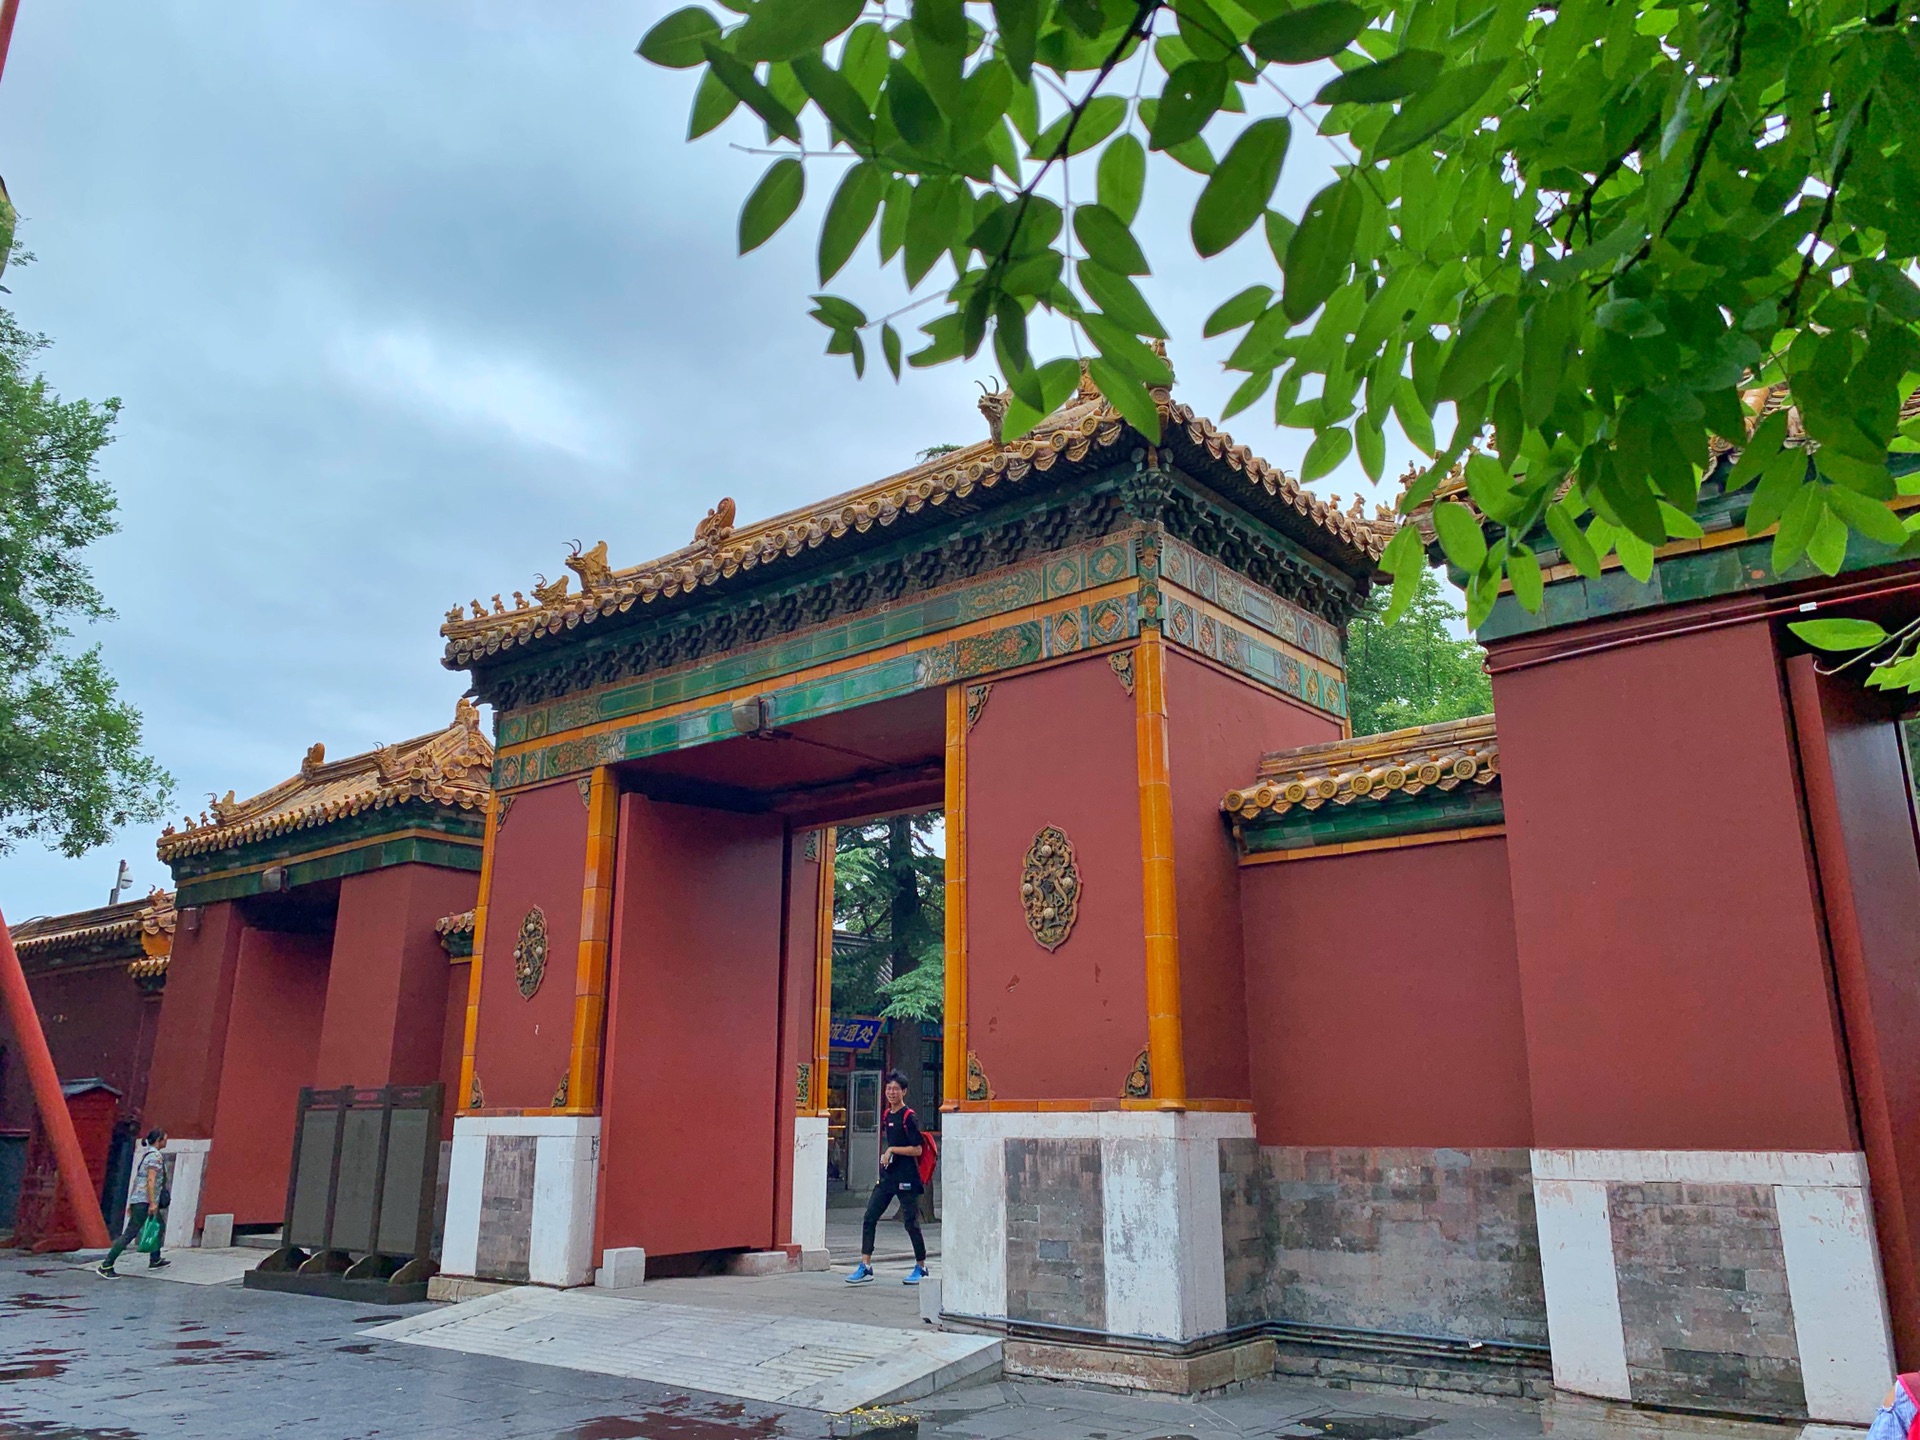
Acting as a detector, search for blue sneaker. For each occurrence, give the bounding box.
[845,1262,874,1285]
[903,1265,927,1286]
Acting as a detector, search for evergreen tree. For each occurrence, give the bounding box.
[1344,567,1492,738]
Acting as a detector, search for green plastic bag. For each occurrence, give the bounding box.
[135,1215,162,1254]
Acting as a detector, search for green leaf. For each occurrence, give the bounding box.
[1431,501,1487,572]
[1191,117,1290,258]
[904,178,965,287]
[1615,529,1655,583]
[1221,368,1273,420]
[1081,311,1174,385]
[688,69,741,138]
[1823,485,1909,547]
[1149,61,1227,150]
[819,162,886,283]
[1301,427,1352,481]
[1545,501,1601,578]
[1078,261,1167,339]
[1724,410,1789,492]
[1788,618,1890,652]
[1379,524,1424,622]
[994,0,1039,81]
[1436,294,1517,402]
[732,0,864,62]
[1282,178,1363,321]
[886,61,943,148]
[791,54,875,146]
[1087,357,1162,441]
[1656,501,1704,540]
[1316,49,1442,105]
[1463,451,1524,525]
[1029,94,1127,159]
[1354,411,1385,482]
[1746,448,1809,534]
[1074,204,1149,276]
[1393,376,1435,455]
[1097,133,1146,224]
[1508,544,1543,612]
[702,42,802,141]
[740,158,805,253]
[1248,2,1367,63]
[1372,57,1505,159]
[1206,286,1272,337]
[879,177,912,262]
[1520,291,1571,428]
[1807,506,1849,575]
[1772,485,1822,572]
[810,293,866,329]
[638,6,722,67]
[882,322,903,380]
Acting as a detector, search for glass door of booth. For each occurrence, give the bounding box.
[847,1071,880,1191]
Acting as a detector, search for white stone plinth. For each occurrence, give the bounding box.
[596,1246,646,1289]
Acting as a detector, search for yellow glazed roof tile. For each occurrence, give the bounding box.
[1222,713,1498,821]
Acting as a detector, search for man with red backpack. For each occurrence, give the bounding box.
[845,1070,936,1286]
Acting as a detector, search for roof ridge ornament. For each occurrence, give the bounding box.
[976,378,1009,447]
[693,498,736,549]
[565,539,613,594]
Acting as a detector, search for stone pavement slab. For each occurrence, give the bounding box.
[66,1244,263,1286]
[640,1254,933,1330]
[367,1284,1001,1412]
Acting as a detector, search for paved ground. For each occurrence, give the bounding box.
[0,1251,1569,1440]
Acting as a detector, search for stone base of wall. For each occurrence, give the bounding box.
[1540,1390,1813,1440]
[1003,1335,1276,1395]
[1267,1322,1552,1402]
[441,1115,599,1287]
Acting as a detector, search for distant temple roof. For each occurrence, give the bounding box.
[1225,715,1502,858]
[156,699,492,863]
[439,380,1397,669]
[11,888,176,988]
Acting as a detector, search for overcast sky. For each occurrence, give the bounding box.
[0,3,1411,920]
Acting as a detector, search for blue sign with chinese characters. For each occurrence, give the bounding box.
[829,1016,884,1051]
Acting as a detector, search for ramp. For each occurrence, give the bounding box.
[366,1286,1001,1412]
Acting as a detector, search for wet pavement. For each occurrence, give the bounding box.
[0,1252,1559,1440]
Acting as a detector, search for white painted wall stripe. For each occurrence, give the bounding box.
[1776,1182,1896,1422]
[442,1122,485,1277]
[791,1116,828,1254]
[1533,1176,1631,1401]
[1532,1149,1869,1188]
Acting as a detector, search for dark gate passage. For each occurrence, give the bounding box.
[245,1082,443,1303]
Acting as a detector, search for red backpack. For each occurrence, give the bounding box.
[903,1108,939,1187]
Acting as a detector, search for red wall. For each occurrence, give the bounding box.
[472,781,588,1110]
[1,964,154,1130]
[201,927,330,1224]
[1492,620,1856,1150]
[145,900,247,1139]
[776,832,822,1246]
[1241,837,1531,1146]
[314,863,476,1090]
[598,794,785,1258]
[1167,652,1339,1100]
[440,958,470,1140]
[967,656,1147,1100]
[1790,657,1920,1364]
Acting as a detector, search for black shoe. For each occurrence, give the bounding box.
[147,1257,170,1270]
[94,1261,117,1277]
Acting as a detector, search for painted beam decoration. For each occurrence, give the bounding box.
[1224,715,1503,859]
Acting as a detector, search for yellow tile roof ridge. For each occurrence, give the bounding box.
[439,382,1398,666]
[435,908,475,936]
[156,699,493,863]
[13,888,176,957]
[1223,713,1498,820]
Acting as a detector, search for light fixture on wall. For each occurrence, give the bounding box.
[730,696,770,738]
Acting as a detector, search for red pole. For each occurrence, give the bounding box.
[0,905,111,1248]
[0,0,20,86]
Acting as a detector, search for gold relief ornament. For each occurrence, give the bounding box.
[468,1071,484,1109]
[965,1051,993,1102]
[1020,825,1081,952]
[1108,650,1135,695]
[514,906,548,999]
[797,1061,812,1109]
[964,682,992,731]
[1124,1048,1151,1100]
[552,1072,569,1108]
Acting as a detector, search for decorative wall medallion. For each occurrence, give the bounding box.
[577,776,593,807]
[965,1051,993,1102]
[965,682,992,731]
[495,793,515,829]
[514,906,549,999]
[797,1061,813,1109]
[468,1071,484,1109]
[552,1072,570,1108]
[1020,825,1081,951]
[1108,650,1135,695]
[1124,1048,1151,1100]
